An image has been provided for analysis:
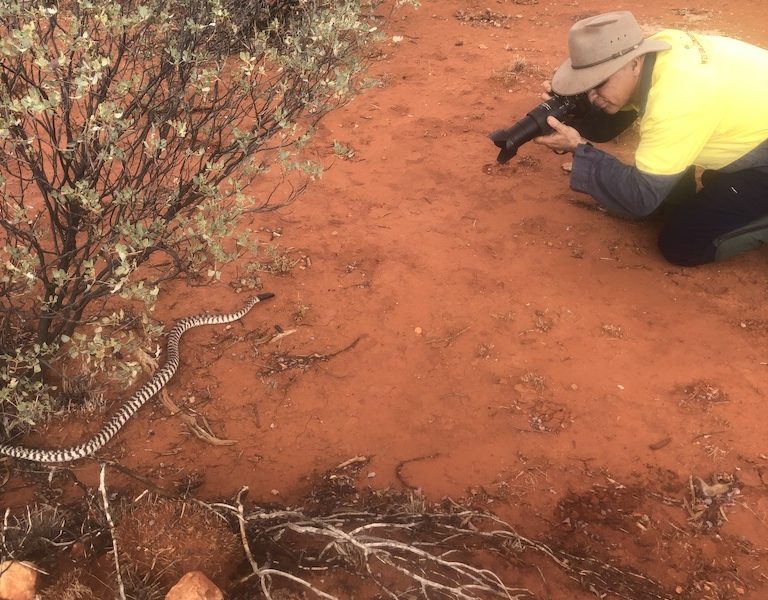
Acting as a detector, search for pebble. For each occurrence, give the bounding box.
[0,561,38,600]
[165,571,223,600]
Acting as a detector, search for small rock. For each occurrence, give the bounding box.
[0,561,38,600]
[414,326,423,335]
[165,571,223,600]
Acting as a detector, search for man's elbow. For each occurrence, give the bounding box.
[633,200,662,218]
[630,186,665,217]
[603,205,651,220]
[601,193,662,219]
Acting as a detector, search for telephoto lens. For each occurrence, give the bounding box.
[489,93,590,163]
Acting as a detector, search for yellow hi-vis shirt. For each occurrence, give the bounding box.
[635,30,768,176]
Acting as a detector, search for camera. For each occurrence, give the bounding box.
[489,92,591,163]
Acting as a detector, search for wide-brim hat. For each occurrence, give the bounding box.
[551,11,670,96]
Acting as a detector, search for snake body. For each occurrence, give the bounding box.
[0,293,274,464]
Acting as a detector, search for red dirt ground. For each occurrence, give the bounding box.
[5,1,768,598]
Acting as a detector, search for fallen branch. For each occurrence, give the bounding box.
[261,336,364,374]
[99,464,126,600]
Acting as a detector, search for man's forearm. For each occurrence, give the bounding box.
[570,143,681,217]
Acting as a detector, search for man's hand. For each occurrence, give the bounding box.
[541,80,554,101]
[533,116,588,154]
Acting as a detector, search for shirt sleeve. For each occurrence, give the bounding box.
[570,143,684,218]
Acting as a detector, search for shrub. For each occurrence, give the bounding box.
[0,0,405,435]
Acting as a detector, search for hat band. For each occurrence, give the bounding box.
[573,42,641,69]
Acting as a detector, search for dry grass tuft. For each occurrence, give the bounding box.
[115,495,240,587]
[678,380,728,411]
[39,569,98,600]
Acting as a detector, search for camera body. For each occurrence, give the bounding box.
[489,92,591,163]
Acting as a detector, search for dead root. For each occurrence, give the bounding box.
[208,490,536,600]
[260,336,363,375]
[4,460,678,600]
[198,490,672,600]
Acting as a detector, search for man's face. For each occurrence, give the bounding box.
[586,57,643,114]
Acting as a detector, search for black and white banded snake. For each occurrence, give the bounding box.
[0,293,274,463]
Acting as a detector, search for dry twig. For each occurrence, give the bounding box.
[136,349,236,446]
[99,464,126,600]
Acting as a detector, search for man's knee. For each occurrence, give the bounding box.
[657,225,716,266]
[658,219,768,265]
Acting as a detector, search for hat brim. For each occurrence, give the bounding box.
[551,39,670,96]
